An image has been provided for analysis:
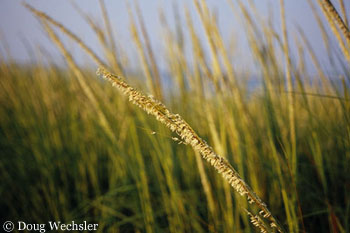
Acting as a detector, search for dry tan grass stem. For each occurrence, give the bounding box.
[194,150,218,226]
[23,3,117,142]
[98,0,121,72]
[23,3,108,69]
[133,1,163,100]
[338,0,348,28]
[280,0,297,181]
[38,19,116,144]
[193,0,223,90]
[307,0,333,61]
[184,8,212,90]
[96,67,284,233]
[317,0,350,63]
[70,1,123,75]
[127,5,159,99]
[320,0,350,45]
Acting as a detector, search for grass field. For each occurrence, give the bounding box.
[1,1,349,232]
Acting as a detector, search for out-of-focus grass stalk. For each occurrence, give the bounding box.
[228,2,282,230]
[197,1,260,229]
[338,0,348,28]
[134,0,163,101]
[298,28,331,91]
[129,123,155,233]
[158,8,189,99]
[205,108,235,232]
[98,0,123,74]
[193,0,223,91]
[71,2,123,75]
[184,7,211,94]
[307,0,335,67]
[279,0,296,174]
[194,150,218,231]
[128,6,159,99]
[279,2,299,232]
[23,3,107,69]
[38,20,116,143]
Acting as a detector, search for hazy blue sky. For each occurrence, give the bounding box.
[0,0,348,73]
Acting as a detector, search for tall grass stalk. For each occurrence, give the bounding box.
[320,0,350,45]
[96,67,284,232]
[317,0,350,62]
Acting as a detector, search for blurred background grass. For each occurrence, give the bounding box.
[0,0,350,232]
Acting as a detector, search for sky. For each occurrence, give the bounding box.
[0,0,348,74]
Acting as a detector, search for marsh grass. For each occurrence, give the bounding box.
[1,1,350,232]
